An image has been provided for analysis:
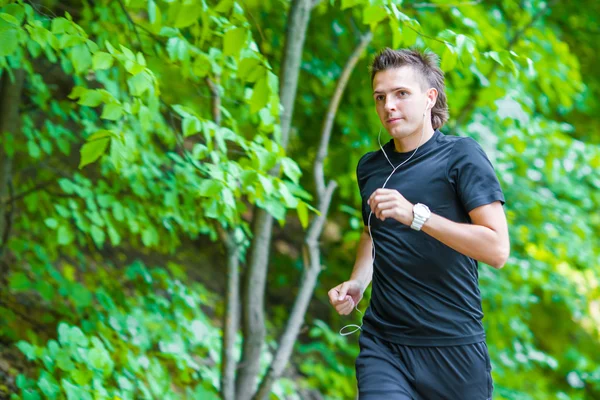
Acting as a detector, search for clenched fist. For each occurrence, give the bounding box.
[328,280,363,315]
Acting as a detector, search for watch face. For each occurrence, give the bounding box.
[414,203,430,217]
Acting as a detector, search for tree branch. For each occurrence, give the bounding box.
[208,74,242,400]
[1,178,56,206]
[116,0,143,51]
[236,0,314,397]
[254,30,371,400]
[0,69,25,269]
[315,31,372,195]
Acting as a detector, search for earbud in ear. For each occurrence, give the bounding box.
[423,99,433,117]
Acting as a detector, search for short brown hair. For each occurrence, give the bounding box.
[370,48,449,130]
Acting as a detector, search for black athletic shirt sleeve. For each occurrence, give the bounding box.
[446,137,505,213]
[356,154,370,226]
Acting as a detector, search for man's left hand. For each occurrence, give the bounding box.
[367,188,413,226]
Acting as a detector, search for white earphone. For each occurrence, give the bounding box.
[423,99,433,116]
[339,99,432,337]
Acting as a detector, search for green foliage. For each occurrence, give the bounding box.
[0,0,599,398]
[296,320,359,400]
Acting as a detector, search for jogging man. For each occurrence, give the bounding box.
[328,48,510,399]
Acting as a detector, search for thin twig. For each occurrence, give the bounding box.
[116,0,144,51]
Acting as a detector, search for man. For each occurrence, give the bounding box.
[328,48,510,400]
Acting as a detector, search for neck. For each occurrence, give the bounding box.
[393,125,435,153]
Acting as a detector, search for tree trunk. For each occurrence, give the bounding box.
[0,69,25,271]
[278,0,312,150]
[206,76,241,400]
[235,0,313,398]
[236,208,272,399]
[219,227,241,400]
[253,31,372,400]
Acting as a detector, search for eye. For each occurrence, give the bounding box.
[375,95,384,101]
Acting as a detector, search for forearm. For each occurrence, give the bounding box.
[350,230,374,291]
[421,213,509,269]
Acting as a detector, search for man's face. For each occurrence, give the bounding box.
[372,66,430,141]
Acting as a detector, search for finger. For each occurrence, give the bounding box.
[338,282,349,301]
[337,301,354,315]
[371,194,396,204]
[374,201,397,219]
[328,288,339,304]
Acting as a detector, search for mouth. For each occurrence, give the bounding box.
[387,117,402,124]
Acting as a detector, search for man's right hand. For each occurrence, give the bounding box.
[328,280,363,315]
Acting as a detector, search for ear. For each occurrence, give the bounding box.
[426,88,438,110]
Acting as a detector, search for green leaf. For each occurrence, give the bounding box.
[51,18,71,34]
[92,51,113,69]
[79,137,110,169]
[183,116,202,137]
[193,53,211,77]
[0,13,19,25]
[71,44,92,74]
[341,0,361,10]
[128,72,150,96]
[9,272,31,290]
[363,6,387,28]
[78,89,104,107]
[27,140,41,158]
[264,198,286,221]
[278,181,298,208]
[215,0,234,13]
[250,76,269,113]
[100,103,123,120]
[90,225,105,246]
[38,371,60,399]
[68,326,89,347]
[238,57,262,81]
[173,3,203,28]
[487,51,503,66]
[199,179,222,197]
[0,28,19,56]
[441,46,457,71]
[71,283,92,308]
[16,341,37,361]
[44,218,59,229]
[401,22,418,47]
[57,225,74,245]
[297,201,309,229]
[224,27,245,56]
[62,378,92,400]
[148,0,158,23]
[281,158,301,184]
[57,323,71,346]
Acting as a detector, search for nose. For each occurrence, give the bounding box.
[384,97,396,113]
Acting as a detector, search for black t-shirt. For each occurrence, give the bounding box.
[357,129,505,346]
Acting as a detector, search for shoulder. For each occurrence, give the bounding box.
[357,150,379,174]
[447,136,488,162]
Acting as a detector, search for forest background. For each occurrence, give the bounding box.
[0,0,599,399]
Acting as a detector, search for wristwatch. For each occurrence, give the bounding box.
[410,203,431,231]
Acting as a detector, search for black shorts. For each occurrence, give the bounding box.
[356,330,493,399]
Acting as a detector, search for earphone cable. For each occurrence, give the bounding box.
[339,114,429,337]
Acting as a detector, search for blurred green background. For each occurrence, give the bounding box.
[0,0,598,399]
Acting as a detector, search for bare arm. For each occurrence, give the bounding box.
[350,227,374,291]
[328,227,373,315]
[421,201,510,269]
[369,189,510,269]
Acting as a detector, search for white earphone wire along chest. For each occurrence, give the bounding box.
[339,99,432,336]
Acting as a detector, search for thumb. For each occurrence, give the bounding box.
[338,282,349,301]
